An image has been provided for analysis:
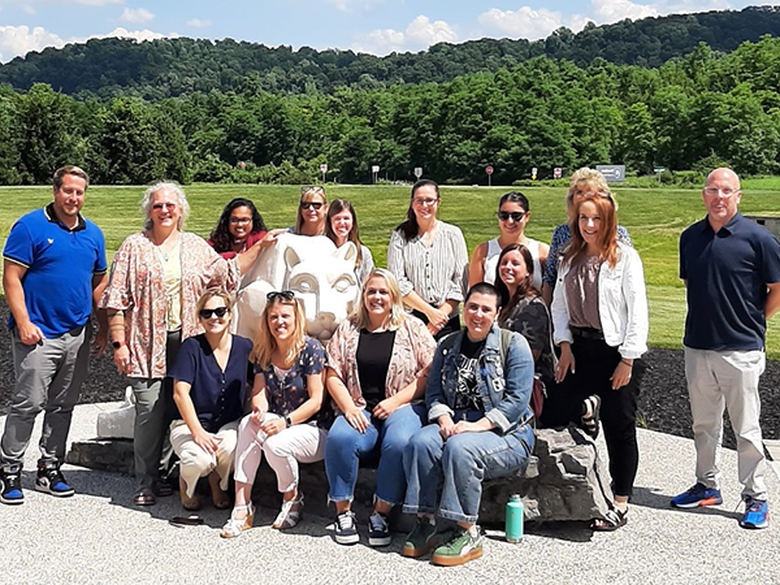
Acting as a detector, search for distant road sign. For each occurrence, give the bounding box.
[319,163,328,173]
[485,166,494,175]
[553,167,562,179]
[414,167,423,179]
[371,165,380,173]
[596,164,626,183]
[654,166,666,173]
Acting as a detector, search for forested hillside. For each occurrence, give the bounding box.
[1,6,779,99]
[2,32,780,185]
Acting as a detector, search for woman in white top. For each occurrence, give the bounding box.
[325,198,375,286]
[550,194,648,531]
[469,191,549,291]
[387,180,468,340]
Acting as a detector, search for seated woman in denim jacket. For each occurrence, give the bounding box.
[402,282,535,567]
[325,268,436,547]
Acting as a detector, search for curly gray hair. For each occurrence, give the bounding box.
[141,181,191,231]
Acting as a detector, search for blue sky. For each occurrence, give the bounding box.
[0,0,773,62]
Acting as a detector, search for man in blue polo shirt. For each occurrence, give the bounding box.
[672,167,780,529]
[0,165,108,506]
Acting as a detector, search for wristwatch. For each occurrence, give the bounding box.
[284,414,293,428]
[112,340,126,349]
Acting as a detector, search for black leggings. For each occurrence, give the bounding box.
[540,333,643,498]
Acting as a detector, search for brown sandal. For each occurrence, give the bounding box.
[179,478,201,511]
[134,489,156,506]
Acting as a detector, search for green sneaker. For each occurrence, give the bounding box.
[431,526,483,566]
[402,516,437,557]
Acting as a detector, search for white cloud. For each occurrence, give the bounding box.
[186,18,212,28]
[0,25,64,62]
[478,7,575,40]
[353,15,458,55]
[119,7,154,24]
[71,0,122,5]
[324,0,382,12]
[592,0,659,23]
[20,4,35,14]
[91,26,175,43]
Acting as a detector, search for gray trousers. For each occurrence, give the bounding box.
[129,330,181,492]
[1,324,90,470]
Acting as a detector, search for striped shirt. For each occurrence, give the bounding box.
[387,220,468,307]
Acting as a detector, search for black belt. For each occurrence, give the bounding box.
[571,326,604,340]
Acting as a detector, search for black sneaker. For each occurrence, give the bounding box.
[0,465,25,505]
[35,463,75,497]
[334,510,359,545]
[368,511,392,547]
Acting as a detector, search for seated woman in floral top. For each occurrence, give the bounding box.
[221,291,327,538]
[325,268,436,547]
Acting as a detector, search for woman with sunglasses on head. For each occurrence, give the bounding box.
[101,182,272,507]
[208,197,271,260]
[168,290,252,511]
[387,180,468,340]
[293,186,328,236]
[325,268,436,546]
[550,194,648,531]
[221,291,327,538]
[541,168,633,305]
[325,199,375,285]
[469,192,549,290]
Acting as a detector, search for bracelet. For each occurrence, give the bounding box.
[621,359,633,367]
[284,414,293,428]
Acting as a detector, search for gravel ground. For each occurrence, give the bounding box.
[1,299,778,448]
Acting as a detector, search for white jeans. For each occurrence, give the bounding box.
[233,413,327,493]
[684,347,767,500]
[170,419,238,498]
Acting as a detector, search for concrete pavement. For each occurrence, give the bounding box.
[1,402,779,585]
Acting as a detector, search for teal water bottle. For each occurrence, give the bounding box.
[505,493,524,543]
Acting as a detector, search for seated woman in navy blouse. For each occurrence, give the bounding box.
[221,291,327,538]
[169,289,253,511]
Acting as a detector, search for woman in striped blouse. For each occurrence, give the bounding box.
[387,180,469,340]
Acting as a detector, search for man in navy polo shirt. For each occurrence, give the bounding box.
[0,165,108,505]
[671,167,780,529]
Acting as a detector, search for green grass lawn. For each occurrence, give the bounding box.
[1,182,778,358]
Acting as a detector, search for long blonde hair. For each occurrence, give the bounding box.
[250,296,307,368]
[350,268,406,331]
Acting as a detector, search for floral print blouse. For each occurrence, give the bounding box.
[258,337,326,420]
[326,315,436,412]
[100,231,240,379]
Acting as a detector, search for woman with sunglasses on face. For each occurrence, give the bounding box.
[221,291,327,538]
[168,290,252,511]
[550,195,648,531]
[469,192,549,291]
[387,180,469,340]
[541,168,633,305]
[208,198,270,260]
[293,186,329,236]
[101,182,270,507]
[324,268,436,546]
[325,199,375,285]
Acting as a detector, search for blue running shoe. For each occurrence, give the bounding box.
[671,483,723,508]
[740,498,769,529]
[35,463,75,497]
[0,465,24,505]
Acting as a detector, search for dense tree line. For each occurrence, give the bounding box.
[2,7,780,99]
[3,35,780,185]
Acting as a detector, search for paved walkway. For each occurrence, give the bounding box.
[2,403,780,584]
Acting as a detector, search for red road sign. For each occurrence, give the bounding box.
[486,166,494,175]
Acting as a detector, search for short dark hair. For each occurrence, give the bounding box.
[465,282,502,309]
[53,166,89,191]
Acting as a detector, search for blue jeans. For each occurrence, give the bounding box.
[325,403,425,506]
[403,422,534,524]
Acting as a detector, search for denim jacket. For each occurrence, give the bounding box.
[426,323,534,435]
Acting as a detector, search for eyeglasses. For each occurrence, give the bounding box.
[497,210,526,222]
[229,217,252,225]
[199,306,230,319]
[152,202,177,211]
[412,197,439,207]
[267,290,295,302]
[703,186,739,198]
[301,201,324,210]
